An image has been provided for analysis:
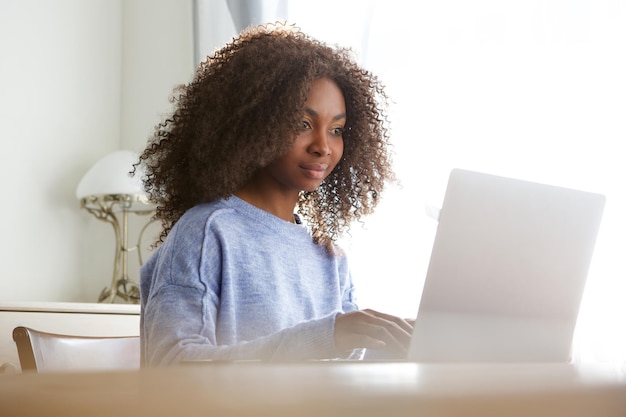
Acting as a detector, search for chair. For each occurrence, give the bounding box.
[12,326,140,373]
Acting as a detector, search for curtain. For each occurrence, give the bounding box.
[226,0,288,33]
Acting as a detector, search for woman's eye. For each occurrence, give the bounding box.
[331,127,344,136]
[300,120,312,130]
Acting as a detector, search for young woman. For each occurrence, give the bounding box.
[137,23,413,366]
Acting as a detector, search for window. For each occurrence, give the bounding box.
[195,0,626,365]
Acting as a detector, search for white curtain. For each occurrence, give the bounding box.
[195,0,626,366]
[225,0,288,33]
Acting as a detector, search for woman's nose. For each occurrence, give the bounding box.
[308,130,331,156]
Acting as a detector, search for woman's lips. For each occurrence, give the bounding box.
[301,163,328,179]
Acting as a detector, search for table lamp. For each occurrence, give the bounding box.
[76,150,155,303]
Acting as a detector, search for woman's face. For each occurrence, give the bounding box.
[265,77,346,193]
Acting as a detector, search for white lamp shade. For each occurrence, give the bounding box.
[76,150,146,199]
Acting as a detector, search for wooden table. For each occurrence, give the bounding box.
[0,361,624,416]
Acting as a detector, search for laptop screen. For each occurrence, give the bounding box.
[409,169,605,362]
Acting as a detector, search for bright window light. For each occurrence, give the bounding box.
[198,0,626,365]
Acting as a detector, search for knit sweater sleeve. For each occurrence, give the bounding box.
[142,282,342,364]
[140,199,357,366]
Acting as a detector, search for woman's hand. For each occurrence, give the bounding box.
[334,309,415,358]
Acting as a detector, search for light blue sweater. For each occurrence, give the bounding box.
[140,196,359,366]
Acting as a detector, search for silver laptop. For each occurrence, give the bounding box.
[409,169,605,363]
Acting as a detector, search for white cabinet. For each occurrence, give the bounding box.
[0,301,140,373]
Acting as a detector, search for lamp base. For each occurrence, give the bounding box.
[98,278,141,304]
[79,194,155,304]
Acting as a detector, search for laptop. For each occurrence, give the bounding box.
[409,169,605,363]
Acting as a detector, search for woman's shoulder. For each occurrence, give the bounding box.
[177,198,238,229]
[176,196,268,233]
[176,196,316,245]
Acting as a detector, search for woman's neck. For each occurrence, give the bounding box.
[234,176,299,224]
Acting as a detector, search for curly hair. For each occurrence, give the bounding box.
[137,23,395,253]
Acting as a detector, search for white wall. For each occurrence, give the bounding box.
[120,0,195,150]
[0,0,194,302]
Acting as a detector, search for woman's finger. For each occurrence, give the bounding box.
[362,309,414,334]
[334,310,413,355]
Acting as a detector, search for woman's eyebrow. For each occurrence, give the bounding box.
[304,107,347,121]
